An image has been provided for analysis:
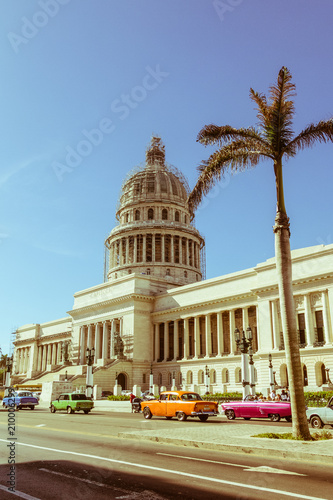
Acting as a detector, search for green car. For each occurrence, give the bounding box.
[50,393,94,414]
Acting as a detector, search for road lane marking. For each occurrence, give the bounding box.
[157,453,305,475]
[0,439,324,500]
[0,484,41,500]
[34,425,46,428]
[39,468,114,489]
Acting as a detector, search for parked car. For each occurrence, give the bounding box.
[140,391,219,422]
[2,391,39,410]
[306,396,333,429]
[101,390,113,398]
[50,393,94,414]
[220,400,292,422]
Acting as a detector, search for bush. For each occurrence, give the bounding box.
[202,392,243,402]
[107,395,130,401]
[304,391,333,407]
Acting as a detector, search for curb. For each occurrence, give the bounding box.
[118,432,333,465]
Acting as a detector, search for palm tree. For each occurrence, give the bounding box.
[188,67,333,440]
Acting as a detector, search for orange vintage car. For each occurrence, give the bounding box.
[140,391,219,422]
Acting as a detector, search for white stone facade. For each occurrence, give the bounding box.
[11,139,333,395]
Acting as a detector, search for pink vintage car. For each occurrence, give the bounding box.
[220,400,292,422]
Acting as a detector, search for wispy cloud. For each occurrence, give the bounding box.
[0,156,41,189]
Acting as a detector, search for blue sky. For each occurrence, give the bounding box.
[1,0,332,354]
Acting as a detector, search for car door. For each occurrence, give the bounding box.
[166,394,178,417]
[154,393,168,416]
[57,395,67,411]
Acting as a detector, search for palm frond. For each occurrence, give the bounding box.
[287,118,333,154]
[197,124,263,146]
[250,89,269,127]
[188,140,270,213]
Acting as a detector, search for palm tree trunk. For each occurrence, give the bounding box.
[273,211,311,440]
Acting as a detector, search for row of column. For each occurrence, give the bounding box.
[109,234,201,269]
[271,291,332,349]
[154,307,258,362]
[79,318,123,365]
[15,341,65,374]
[15,347,31,374]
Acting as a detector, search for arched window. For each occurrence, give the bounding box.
[125,213,129,222]
[315,361,325,386]
[280,364,289,387]
[158,373,162,386]
[135,209,140,221]
[321,363,327,385]
[162,208,168,220]
[235,367,242,384]
[198,370,204,384]
[184,215,188,224]
[222,368,229,384]
[178,372,182,386]
[168,372,172,385]
[166,269,170,276]
[175,211,180,222]
[187,371,193,384]
[303,365,308,386]
[146,268,151,275]
[148,208,154,220]
[211,369,216,384]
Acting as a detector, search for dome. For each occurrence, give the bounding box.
[117,137,190,215]
[106,137,205,286]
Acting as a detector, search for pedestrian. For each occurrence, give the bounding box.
[281,390,288,401]
[270,389,276,400]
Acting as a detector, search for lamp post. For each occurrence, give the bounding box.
[5,355,13,397]
[205,365,210,395]
[234,327,252,399]
[325,368,333,387]
[85,347,95,398]
[268,353,275,392]
[248,347,256,396]
[149,363,153,394]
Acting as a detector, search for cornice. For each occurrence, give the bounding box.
[68,293,155,317]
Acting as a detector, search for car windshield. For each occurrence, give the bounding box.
[71,394,89,400]
[180,393,202,401]
[17,392,33,397]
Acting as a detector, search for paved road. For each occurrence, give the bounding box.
[0,409,332,500]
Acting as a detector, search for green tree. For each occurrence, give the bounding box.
[188,67,333,440]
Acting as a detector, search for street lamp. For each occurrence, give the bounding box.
[234,327,253,399]
[248,347,256,396]
[268,353,275,392]
[205,365,210,395]
[149,364,154,394]
[325,368,333,387]
[5,355,13,397]
[85,347,95,399]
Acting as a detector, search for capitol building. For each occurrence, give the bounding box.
[12,137,333,395]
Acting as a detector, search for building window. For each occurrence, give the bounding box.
[146,268,151,275]
[143,373,146,384]
[158,373,162,386]
[162,208,168,220]
[187,371,193,384]
[166,269,170,276]
[198,370,204,384]
[211,369,216,384]
[303,365,308,386]
[184,271,187,278]
[175,211,180,222]
[315,310,324,344]
[125,213,129,222]
[135,209,140,221]
[148,208,154,220]
[235,367,242,383]
[128,269,132,274]
[222,369,229,384]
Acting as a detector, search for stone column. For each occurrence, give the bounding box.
[173,320,179,361]
[304,294,314,345]
[161,235,165,262]
[186,239,190,266]
[102,321,109,362]
[152,234,156,263]
[37,346,43,371]
[110,320,115,358]
[229,310,236,355]
[23,348,29,373]
[57,342,62,364]
[171,236,174,264]
[205,314,212,357]
[271,300,281,350]
[143,235,146,263]
[42,346,47,371]
[46,344,52,366]
[125,237,129,265]
[164,322,169,361]
[322,291,331,344]
[154,323,159,361]
[79,326,85,364]
[134,236,137,263]
[183,318,189,359]
[87,324,93,349]
[119,239,123,266]
[194,316,200,358]
[51,343,56,365]
[217,312,224,355]
[94,323,101,361]
[179,236,183,264]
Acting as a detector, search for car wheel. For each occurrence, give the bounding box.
[198,415,209,422]
[30,406,35,410]
[177,412,187,422]
[310,416,323,429]
[270,413,281,422]
[2,402,6,408]
[143,407,152,419]
[165,416,172,420]
[285,416,292,422]
[83,410,90,414]
[225,410,235,420]
[243,417,251,420]
[67,406,74,414]
[50,405,56,413]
